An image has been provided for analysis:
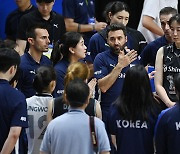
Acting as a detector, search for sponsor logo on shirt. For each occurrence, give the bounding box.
[163,64,180,73]
[57,90,64,94]
[175,122,180,130]
[20,117,26,122]
[118,73,126,79]
[116,120,148,129]
[79,2,84,6]
[29,70,36,74]
[94,70,102,75]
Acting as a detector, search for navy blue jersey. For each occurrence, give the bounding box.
[140,35,168,66]
[155,103,180,154]
[86,27,147,63]
[109,103,159,154]
[53,58,70,97]
[62,0,95,46]
[17,52,52,98]
[0,79,28,153]
[93,49,139,110]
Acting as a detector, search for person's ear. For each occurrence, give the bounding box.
[69,47,75,54]
[50,80,56,93]
[27,38,34,45]
[108,12,113,20]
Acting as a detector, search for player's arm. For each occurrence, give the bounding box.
[142,15,164,36]
[64,18,107,32]
[1,127,21,154]
[154,47,175,107]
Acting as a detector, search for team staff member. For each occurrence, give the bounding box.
[86,1,146,63]
[0,48,28,154]
[155,73,180,154]
[17,25,52,98]
[140,7,177,66]
[40,79,110,154]
[93,23,138,125]
[17,0,66,55]
[5,0,36,41]
[62,0,107,46]
[155,14,180,107]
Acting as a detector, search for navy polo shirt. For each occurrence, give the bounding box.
[17,52,52,98]
[155,103,180,154]
[62,0,95,46]
[5,6,36,41]
[93,49,139,110]
[86,27,147,63]
[109,103,159,154]
[17,9,66,44]
[53,58,70,98]
[140,35,168,66]
[0,79,28,153]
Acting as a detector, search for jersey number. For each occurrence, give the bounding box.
[28,115,47,139]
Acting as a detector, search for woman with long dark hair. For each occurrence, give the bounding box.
[109,65,160,154]
[51,31,87,98]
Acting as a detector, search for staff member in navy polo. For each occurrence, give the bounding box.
[86,1,147,63]
[17,24,52,98]
[17,0,66,55]
[62,0,107,47]
[93,23,138,125]
[5,0,36,41]
[155,73,180,154]
[140,7,177,66]
[0,48,28,154]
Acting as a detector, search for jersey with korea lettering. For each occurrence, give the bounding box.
[155,103,180,154]
[26,94,53,154]
[163,43,180,102]
[109,102,160,154]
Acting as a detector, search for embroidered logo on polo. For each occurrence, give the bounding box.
[94,70,102,75]
[53,24,58,28]
[30,70,36,74]
[20,117,27,122]
[167,55,173,61]
[79,2,84,6]
[57,90,64,94]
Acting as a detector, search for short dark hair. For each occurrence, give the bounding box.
[36,0,54,3]
[0,48,20,73]
[160,7,177,16]
[65,78,89,108]
[33,66,56,93]
[106,23,127,38]
[169,14,180,26]
[26,24,48,39]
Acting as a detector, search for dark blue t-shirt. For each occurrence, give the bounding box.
[140,35,168,66]
[17,52,52,98]
[62,0,95,46]
[155,103,180,154]
[53,58,70,98]
[0,79,28,153]
[109,103,159,154]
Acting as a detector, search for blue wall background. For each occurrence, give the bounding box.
[0,0,62,40]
